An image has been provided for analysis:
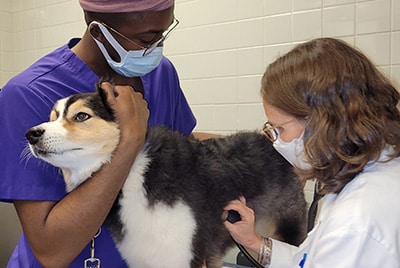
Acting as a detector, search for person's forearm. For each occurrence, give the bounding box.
[190,132,224,140]
[15,138,143,267]
[244,233,263,255]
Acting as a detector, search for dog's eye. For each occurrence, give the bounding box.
[73,112,91,122]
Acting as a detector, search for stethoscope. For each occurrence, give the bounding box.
[234,241,265,268]
[224,210,264,268]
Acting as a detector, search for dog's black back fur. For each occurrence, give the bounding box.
[106,126,307,267]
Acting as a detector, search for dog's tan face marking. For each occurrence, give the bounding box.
[28,96,120,169]
[62,99,120,156]
[49,107,59,122]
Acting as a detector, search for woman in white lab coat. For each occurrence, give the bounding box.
[224,37,400,268]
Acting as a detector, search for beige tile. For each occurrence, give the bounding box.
[355,33,391,66]
[264,0,292,15]
[323,5,355,37]
[392,31,400,65]
[394,0,400,30]
[264,14,292,45]
[356,0,391,34]
[293,10,322,41]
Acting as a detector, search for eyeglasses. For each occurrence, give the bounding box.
[101,18,179,56]
[262,119,294,142]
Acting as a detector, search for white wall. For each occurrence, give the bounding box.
[1,0,398,207]
[0,0,399,263]
[1,0,399,132]
[168,0,400,134]
[0,0,85,88]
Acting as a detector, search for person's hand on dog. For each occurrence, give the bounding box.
[224,197,262,254]
[100,82,149,153]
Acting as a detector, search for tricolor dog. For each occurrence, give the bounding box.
[26,83,307,268]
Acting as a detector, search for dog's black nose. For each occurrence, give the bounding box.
[26,128,45,145]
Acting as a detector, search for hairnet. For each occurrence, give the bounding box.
[79,0,174,13]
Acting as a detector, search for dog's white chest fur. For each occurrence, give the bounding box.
[117,150,197,268]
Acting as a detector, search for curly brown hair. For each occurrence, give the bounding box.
[261,38,400,194]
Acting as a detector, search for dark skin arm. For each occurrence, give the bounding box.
[14,82,149,268]
[190,132,224,140]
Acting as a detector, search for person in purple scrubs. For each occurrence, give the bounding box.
[0,0,198,267]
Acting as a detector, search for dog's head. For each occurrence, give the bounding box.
[26,84,120,191]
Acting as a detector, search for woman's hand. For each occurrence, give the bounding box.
[223,197,262,254]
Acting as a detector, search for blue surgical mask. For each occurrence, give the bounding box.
[90,21,163,77]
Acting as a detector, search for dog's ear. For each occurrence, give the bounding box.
[95,80,117,121]
[96,77,118,96]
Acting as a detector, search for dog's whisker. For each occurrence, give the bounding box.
[20,144,34,164]
[20,143,54,172]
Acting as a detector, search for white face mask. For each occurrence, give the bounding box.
[90,21,163,77]
[273,133,311,169]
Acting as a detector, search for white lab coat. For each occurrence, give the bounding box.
[270,152,400,268]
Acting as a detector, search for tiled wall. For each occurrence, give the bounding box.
[0,0,12,84]
[167,0,400,134]
[1,0,399,134]
[0,0,86,85]
[0,0,398,263]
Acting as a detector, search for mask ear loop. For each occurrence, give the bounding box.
[89,21,129,65]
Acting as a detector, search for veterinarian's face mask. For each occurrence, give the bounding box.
[273,132,311,170]
[90,21,163,77]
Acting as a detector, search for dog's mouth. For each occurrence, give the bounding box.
[33,147,83,157]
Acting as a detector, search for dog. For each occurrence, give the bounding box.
[25,83,307,268]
